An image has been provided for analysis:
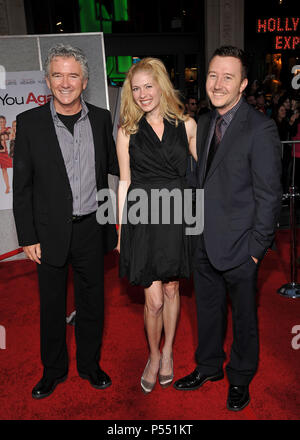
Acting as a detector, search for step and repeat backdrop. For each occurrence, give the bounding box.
[0,33,119,261]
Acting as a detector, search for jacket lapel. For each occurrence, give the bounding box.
[205,101,249,183]
[197,112,213,187]
[87,104,105,186]
[42,103,72,191]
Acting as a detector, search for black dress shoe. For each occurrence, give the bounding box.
[173,368,224,390]
[79,368,112,390]
[227,384,250,411]
[32,373,68,399]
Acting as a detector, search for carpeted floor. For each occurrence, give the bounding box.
[0,230,299,420]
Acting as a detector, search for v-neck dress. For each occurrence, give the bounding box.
[119,117,192,287]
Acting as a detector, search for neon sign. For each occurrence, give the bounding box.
[257,17,300,50]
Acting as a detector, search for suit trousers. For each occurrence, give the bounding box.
[37,214,104,379]
[193,237,259,385]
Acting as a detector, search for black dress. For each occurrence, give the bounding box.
[119,116,192,288]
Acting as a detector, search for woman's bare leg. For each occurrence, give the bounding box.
[1,168,10,193]
[142,281,164,383]
[160,280,180,375]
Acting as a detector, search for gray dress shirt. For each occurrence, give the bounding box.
[50,98,98,216]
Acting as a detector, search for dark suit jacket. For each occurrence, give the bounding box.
[13,101,119,267]
[196,100,282,271]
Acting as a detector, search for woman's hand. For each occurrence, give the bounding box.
[115,239,120,254]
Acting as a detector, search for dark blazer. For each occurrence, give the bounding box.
[196,99,282,271]
[13,101,119,267]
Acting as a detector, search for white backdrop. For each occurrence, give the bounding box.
[0,71,51,210]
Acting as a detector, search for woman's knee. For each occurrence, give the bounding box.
[145,295,164,316]
[163,281,179,301]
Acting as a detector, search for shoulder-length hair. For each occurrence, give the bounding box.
[120,57,187,135]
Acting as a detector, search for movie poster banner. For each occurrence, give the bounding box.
[0,71,51,210]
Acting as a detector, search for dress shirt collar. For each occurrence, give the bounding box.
[50,96,89,126]
[214,96,244,127]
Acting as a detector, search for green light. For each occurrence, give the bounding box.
[78,1,131,80]
[118,56,132,73]
[78,0,99,32]
[101,4,112,33]
[79,0,129,31]
[114,0,128,21]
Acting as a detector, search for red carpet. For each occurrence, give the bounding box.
[0,230,299,420]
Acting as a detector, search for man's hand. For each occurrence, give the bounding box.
[23,243,41,264]
[251,256,258,264]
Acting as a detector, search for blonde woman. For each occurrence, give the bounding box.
[116,58,197,393]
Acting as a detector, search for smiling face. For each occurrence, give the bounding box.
[131,70,162,115]
[45,56,88,114]
[206,56,248,115]
[278,105,286,120]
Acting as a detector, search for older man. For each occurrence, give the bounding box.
[13,44,118,399]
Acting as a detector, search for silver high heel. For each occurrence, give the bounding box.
[158,354,174,388]
[141,359,158,394]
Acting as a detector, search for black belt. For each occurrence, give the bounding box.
[72,211,96,223]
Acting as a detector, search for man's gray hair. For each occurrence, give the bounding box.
[44,43,89,79]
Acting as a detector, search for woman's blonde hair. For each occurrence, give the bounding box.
[120,57,187,135]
